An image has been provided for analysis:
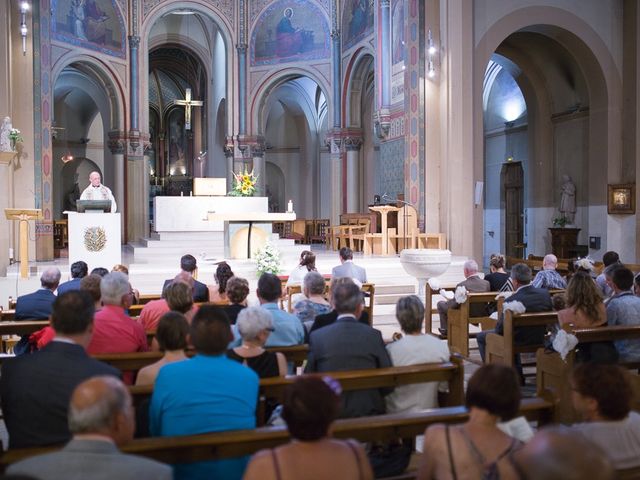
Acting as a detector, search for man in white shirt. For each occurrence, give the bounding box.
[80,171,117,212]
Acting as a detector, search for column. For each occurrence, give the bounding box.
[331,0,341,129]
[0,153,13,276]
[224,137,235,193]
[345,135,363,212]
[380,0,391,108]
[237,0,247,135]
[108,132,125,241]
[326,132,343,223]
[251,143,266,196]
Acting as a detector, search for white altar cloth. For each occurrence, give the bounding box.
[154,196,268,232]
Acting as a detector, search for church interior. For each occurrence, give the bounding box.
[0,0,639,477]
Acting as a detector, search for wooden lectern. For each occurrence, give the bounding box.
[4,208,43,278]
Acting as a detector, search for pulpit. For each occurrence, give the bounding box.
[67,212,122,271]
[4,208,42,278]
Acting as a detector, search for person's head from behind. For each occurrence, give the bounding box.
[190,305,233,355]
[635,273,640,297]
[41,267,61,291]
[111,264,129,275]
[551,294,566,311]
[236,306,274,346]
[303,271,326,298]
[543,254,558,270]
[165,281,193,314]
[80,274,102,306]
[299,250,316,271]
[466,364,520,422]
[226,276,250,305]
[51,291,95,347]
[282,376,341,441]
[338,247,353,262]
[214,262,234,293]
[571,363,632,422]
[602,251,620,267]
[180,254,197,275]
[610,266,634,294]
[100,272,132,308]
[510,263,532,288]
[489,254,505,273]
[396,295,424,334]
[514,426,614,480]
[566,270,602,314]
[257,273,282,303]
[70,261,88,279]
[156,312,189,353]
[90,267,109,278]
[463,259,479,278]
[68,376,134,447]
[331,279,363,316]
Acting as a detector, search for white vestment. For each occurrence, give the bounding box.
[80,184,117,213]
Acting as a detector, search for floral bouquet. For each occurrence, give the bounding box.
[254,241,281,277]
[229,168,258,197]
[8,128,23,147]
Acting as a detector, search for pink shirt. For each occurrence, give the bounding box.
[138,299,170,331]
[87,304,149,355]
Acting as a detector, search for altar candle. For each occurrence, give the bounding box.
[287,200,293,213]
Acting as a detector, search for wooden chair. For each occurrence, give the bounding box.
[415,232,447,249]
[308,219,330,245]
[424,285,457,335]
[448,292,504,357]
[349,219,372,253]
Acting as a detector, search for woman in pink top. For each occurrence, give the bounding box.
[558,271,606,329]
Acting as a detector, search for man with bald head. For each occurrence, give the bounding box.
[7,376,171,480]
[532,253,567,290]
[79,171,117,212]
[14,267,61,320]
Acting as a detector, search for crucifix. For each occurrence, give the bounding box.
[175,88,203,130]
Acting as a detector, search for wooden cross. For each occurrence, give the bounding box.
[175,88,203,130]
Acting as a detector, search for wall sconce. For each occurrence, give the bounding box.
[427,29,437,79]
[60,152,74,163]
[20,2,29,56]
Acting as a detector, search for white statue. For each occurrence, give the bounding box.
[0,116,12,152]
[559,174,576,224]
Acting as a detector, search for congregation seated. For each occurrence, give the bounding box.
[484,253,513,292]
[135,312,189,386]
[87,272,148,366]
[15,266,60,320]
[112,264,140,304]
[252,273,304,347]
[477,263,553,364]
[558,271,606,329]
[596,250,620,299]
[227,306,287,378]
[223,276,249,324]
[57,260,88,295]
[306,279,391,418]
[150,304,258,480]
[139,272,196,331]
[514,426,614,480]
[385,295,450,414]
[243,376,373,480]
[7,376,171,480]
[331,247,367,284]
[0,291,119,449]
[606,266,640,361]
[293,271,331,329]
[162,254,209,303]
[418,364,523,479]
[569,363,640,470]
[208,261,233,303]
[635,272,640,297]
[286,250,317,286]
[90,267,109,277]
[81,273,103,312]
[531,254,567,290]
[308,277,370,337]
[437,259,490,337]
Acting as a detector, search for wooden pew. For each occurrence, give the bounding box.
[424,285,457,335]
[536,325,640,424]
[485,311,558,368]
[0,320,49,337]
[448,292,504,357]
[0,397,554,470]
[0,310,16,321]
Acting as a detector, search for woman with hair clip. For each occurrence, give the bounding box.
[484,254,512,292]
[208,261,234,304]
[286,250,317,286]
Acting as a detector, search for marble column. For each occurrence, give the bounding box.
[326,132,343,223]
[129,35,140,132]
[331,0,341,129]
[345,136,363,212]
[108,132,125,241]
[379,0,391,108]
[251,143,266,196]
[237,0,247,136]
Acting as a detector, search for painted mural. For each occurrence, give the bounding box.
[342,0,374,51]
[51,0,126,58]
[251,0,331,66]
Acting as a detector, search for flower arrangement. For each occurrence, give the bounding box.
[552,216,568,227]
[228,168,258,197]
[574,257,595,272]
[254,241,281,276]
[8,128,22,147]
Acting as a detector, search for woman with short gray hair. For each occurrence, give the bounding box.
[385,295,450,414]
[227,306,287,378]
[293,271,331,328]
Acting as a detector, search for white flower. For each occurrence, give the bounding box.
[427,278,441,290]
[255,241,281,277]
[503,300,526,314]
[552,329,579,361]
[439,288,454,300]
[489,312,499,321]
[454,286,468,304]
[575,257,595,271]
[495,291,513,300]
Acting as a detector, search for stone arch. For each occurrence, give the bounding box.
[343,48,375,128]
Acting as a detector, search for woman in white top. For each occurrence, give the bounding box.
[286,250,317,286]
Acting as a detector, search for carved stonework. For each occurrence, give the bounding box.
[128,35,140,49]
[374,109,391,139]
[143,0,235,25]
[344,136,363,151]
[129,130,141,155]
[224,136,235,158]
[108,131,126,155]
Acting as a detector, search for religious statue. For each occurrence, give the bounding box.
[0,117,12,152]
[559,174,576,224]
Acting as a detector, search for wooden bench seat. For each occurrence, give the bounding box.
[537,325,640,423]
[0,397,553,470]
[448,292,504,357]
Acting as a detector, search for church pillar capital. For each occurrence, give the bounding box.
[107,131,126,155]
[373,109,391,139]
[224,136,235,158]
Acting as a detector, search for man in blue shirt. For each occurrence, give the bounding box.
[150,305,258,480]
[531,254,567,290]
[606,266,640,361]
[257,273,305,347]
[57,261,88,295]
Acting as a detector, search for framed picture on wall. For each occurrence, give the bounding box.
[607,183,635,214]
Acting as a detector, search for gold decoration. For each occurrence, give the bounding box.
[84,226,107,252]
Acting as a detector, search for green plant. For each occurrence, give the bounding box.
[553,216,568,227]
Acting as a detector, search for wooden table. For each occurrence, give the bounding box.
[368,205,400,256]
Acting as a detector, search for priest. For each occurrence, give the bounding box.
[79,171,117,213]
